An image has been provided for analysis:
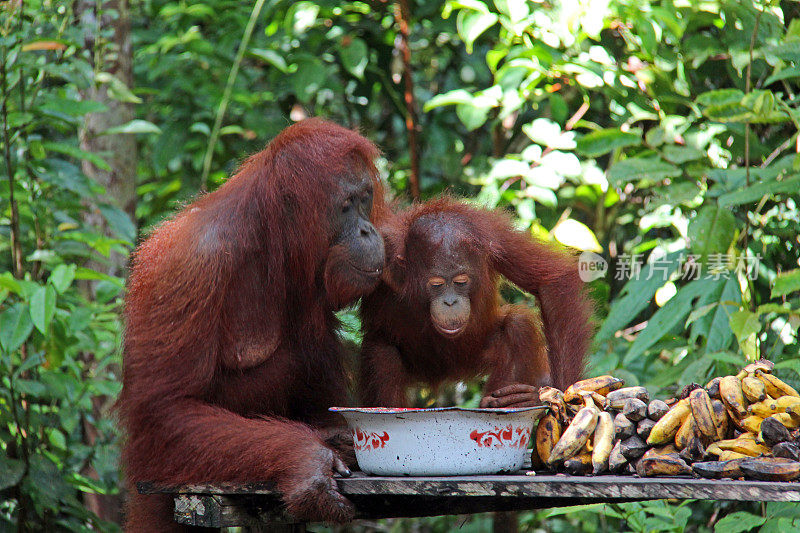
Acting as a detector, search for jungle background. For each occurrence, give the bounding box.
[2,0,800,531]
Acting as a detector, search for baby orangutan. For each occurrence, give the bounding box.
[359,198,594,408]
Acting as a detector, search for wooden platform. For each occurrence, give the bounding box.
[138,472,800,528]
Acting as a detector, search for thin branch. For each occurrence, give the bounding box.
[1,44,23,279]
[200,0,268,186]
[393,0,420,200]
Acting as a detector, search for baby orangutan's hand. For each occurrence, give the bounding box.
[480,383,540,408]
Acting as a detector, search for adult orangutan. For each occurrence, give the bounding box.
[359,198,594,408]
[118,119,387,530]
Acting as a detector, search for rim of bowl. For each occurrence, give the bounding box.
[329,406,547,414]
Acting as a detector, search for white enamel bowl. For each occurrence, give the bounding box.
[330,406,545,476]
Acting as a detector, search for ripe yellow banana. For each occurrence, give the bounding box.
[563,375,624,403]
[675,413,696,450]
[547,406,599,465]
[720,376,748,418]
[770,412,800,429]
[742,376,767,403]
[535,413,561,465]
[647,399,690,445]
[689,388,717,442]
[756,370,799,399]
[748,399,779,418]
[709,437,770,457]
[741,415,764,434]
[591,411,614,474]
[719,450,750,461]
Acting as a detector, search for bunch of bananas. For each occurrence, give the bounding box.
[532,359,800,482]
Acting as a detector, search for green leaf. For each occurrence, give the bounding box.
[100,119,161,135]
[42,141,111,171]
[713,511,765,533]
[457,10,498,54]
[456,103,489,131]
[696,89,744,107]
[772,269,800,298]
[248,48,288,72]
[596,252,683,342]
[624,279,713,365]
[730,310,761,342]
[718,175,800,207]
[607,157,681,186]
[39,97,107,117]
[662,145,705,164]
[687,206,737,260]
[0,303,34,353]
[576,128,641,157]
[0,454,25,490]
[98,203,136,244]
[95,72,142,103]
[424,89,475,111]
[291,56,326,103]
[764,66,800,86]
[340,37,368,79]
[30,285,57,334]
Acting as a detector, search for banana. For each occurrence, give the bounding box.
[642,443,678,460]
[636,453,692,477]
[760,415,791,447]
[748,399,779,418]
[740,457,800,482]
[608,440,627,472]
[647,398,691,445]
[693,458,748,479]
[708,437,770,457]
[742,376,767,403]
[591,412,614,474]
[719,450,750,461]
[706,377,722,400]
[711,399,730,441]
[647,399,670,421]
[720,376,748,418]
[771,412,800,429]
[741,415,764,434]
[535,413,561,465]
[774,395,800,412]
[736,359,775,380]
[675,413,696,450]
[547,406,599,465]
[756,370,799,399]
[605,387,650,410]
[563,453,593,475]
[563,375,624,403]
[689,388,717,442]
[539,386,570,423]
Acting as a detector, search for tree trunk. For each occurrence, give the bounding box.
[76,0,137,525]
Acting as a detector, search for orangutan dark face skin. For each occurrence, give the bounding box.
[426,268,473,337]
[421,243,478,338]
[331,173,384,281]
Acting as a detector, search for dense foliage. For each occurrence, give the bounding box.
[1,0,799,531]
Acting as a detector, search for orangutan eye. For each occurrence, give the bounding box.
[453,274,470,285]
[428,277,446,287]
[341,200,352,213]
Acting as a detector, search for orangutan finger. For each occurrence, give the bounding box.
[488,393,537,407]
[332,456,351,478]
[491,383,536,398]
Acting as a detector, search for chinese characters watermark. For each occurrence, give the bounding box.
[578,252,761,282]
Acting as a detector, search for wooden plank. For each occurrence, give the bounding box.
[140,473,800,502]
[338,474,800,502]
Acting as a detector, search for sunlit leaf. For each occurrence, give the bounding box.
[552,219,602,252]
[772,269,800,298]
